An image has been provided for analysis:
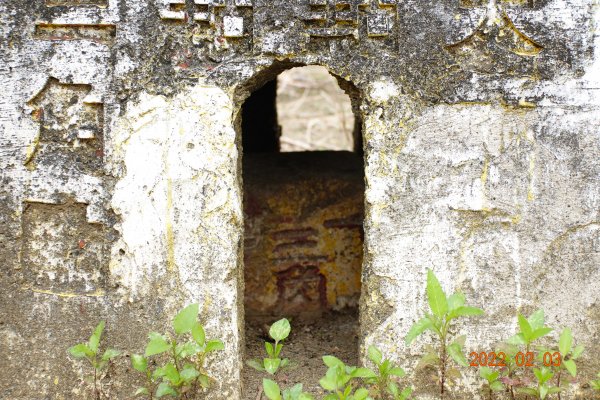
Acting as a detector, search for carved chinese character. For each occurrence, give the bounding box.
[445,0,543,75]
[159,0,253,39]
[300,0,396,39]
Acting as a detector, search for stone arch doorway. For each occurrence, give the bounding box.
[238,64,365,396]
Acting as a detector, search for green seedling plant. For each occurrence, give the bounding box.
[130,304,224,399]
[262,378,314,400]
[517,366,560,399]
[405,269,483,399]
[364,345,411,400]
[591,372,600,391]
[68,321,121,400]
[247,318,291,375]
[534,327,584,400]
[319,355,375,400]
[501,309,552,399]
[479,367,503,400]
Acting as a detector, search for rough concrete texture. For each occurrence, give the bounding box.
[0,0,599,399]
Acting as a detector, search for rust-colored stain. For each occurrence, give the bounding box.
[243,152,364,319]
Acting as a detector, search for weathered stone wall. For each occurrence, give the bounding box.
[1,0,599,399]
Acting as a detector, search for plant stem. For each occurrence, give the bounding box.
[557,370,562,400]
[507,368,515,400]
[147,372,154,400]
[440,336,447,400]
[92,356,99,400]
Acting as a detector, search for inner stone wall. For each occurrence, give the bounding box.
[243,151,364,319]
[0,0,599,399]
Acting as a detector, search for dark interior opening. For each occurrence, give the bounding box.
[241,65,364,397]
[241,80,280,153]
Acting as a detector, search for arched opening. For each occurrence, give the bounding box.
[240,65,364,396]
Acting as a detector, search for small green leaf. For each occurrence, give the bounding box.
[447,342,468,367]
[507,333,526,346]
[155,382,176,398]
[530,327,552,342]
[205,339,224,353]
[389,367,405,377]
[446,368,461,381]
[416,351,439,369]
[275,343,283,357]
[246,359,265,372]
[101,348,120,361]
[448,292,465,311]
[534,367,553,384]
[145,332,171,357]
[350,367,376,379]
[263,379,282,400]
[353,388,369,400]
[288,383,303,399]
[490,381,503,391]
[367,345,383,365]
[426,269,448,318]
[180,365,200,383]
[319,374,337,391]
[323,355,345,369]
[265,342,275,357]
[400,387,413,400]
[479,366,493,380]
[264,358,281,375]
[88,321,106,353]
[191,322,205,346]
[571,345,584,359]
[173,304,199,335]
[344,386,352,397]
[563,359,577,377]
[528,309,545,330]
[405,317,433,345]
[131,354,148,373]
[69,343,93,359]
[559,328,572,356]
[269,319,291,342]
[517,388,538,396]
[177,341,201,358]
[198,374,210,388]
[153,366,167,379]
[518,314,533,341]
[449,306,484,320]
[540,384,548,399]
[160,363,181,385]
[134,387,150,396]
[453,334,467,348]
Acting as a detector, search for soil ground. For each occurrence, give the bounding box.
[242,310,359,399]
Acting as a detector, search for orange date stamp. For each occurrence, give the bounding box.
[469,351,562,368]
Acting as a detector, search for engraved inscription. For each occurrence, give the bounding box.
[34,24,116,44]
[21,202,107,294]
[45,0,108,6]
[300,0,397,39]
[446,0,543,73]
[160,0,253,38]
[26,78,104,175]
